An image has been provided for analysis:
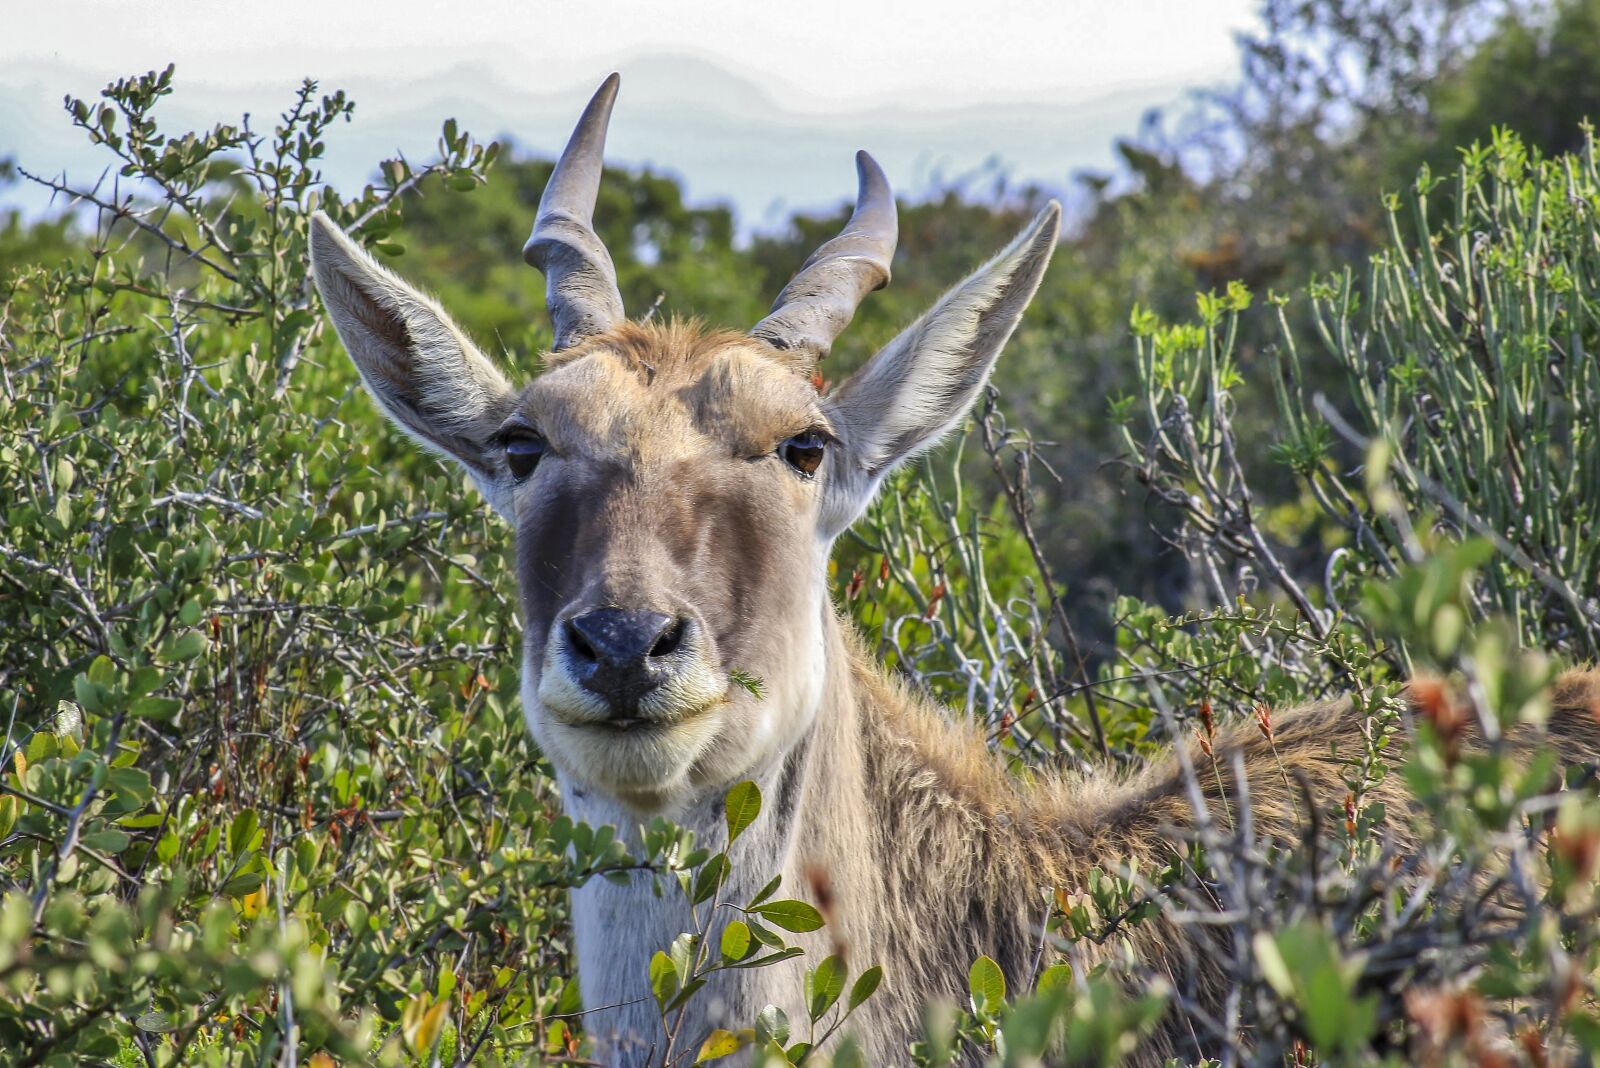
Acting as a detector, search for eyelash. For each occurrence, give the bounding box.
[779,429,830,478]
[494,424,831,480]
[495,426,548,480]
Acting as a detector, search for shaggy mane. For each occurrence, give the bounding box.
[542,317,815,377]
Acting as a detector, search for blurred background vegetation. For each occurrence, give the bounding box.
[3,0,1600,1064]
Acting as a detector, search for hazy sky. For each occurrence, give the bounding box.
[3,0,1262,229]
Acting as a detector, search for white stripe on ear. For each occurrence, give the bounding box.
[309,211,519,516]
[820,202,1061,536]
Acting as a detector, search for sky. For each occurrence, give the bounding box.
[2,0,1262,232]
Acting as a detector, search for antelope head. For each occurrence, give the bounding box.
[309,74,1060,813]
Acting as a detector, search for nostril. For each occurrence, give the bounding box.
[649,617,689,658]
[564,619,598,663]
[566,608,689,709]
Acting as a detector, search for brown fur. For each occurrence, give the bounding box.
[799,621,1600,1065]
[545,319,812,376]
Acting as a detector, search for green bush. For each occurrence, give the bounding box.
[2,65,1600,1067]
[1097,124,1600,1064]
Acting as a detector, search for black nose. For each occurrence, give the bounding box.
[564,608,690,712]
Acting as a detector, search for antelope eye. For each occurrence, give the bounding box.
[780,430,828,478]
[503,434,547,480]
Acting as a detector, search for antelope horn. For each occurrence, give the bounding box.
[751,150,897,362]
[523,73,626,350]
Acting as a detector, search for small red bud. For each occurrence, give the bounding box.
[846,569,864,600]
[1254,703,1274,743]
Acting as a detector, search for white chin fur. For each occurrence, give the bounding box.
[535,639,730,728]
[523,645,730,806]
[545,714,724,804]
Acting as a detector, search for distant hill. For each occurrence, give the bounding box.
[0,53,1204,237]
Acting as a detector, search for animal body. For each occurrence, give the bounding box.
[308,74,1600,1066]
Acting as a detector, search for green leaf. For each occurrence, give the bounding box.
[749,873,782,908]
[72,674,108,713]
[669,932,698,981]
[649,951,678,1008]
[87,654,115,685]
[1252,931,1293,999]
[756,1004,789,1045]
[724,780,761,844]
[25,732,56,764]
[1036,962,1072,996]
[968,955,1006,1013]
[665,977,708,1014]
[166,631,206,661]
[126,668,161,698]
[1252,923,1376,1054]
[0,796,18,841]
[131,696,181,721]
[805,954,846,1022]
[753,899,823,933]
[745,919,785,948]
[732,947,804,970]
[847,964,882,1011]
[999,990,1058,1059]
[106,766,153,805]
[220,873,263,897]
[80,828,130,853]
[720,920,752,963]
[228,809,260,855]
[134,1010,177,1033]
[729,669,766,700]
[692,853,730,904]
[116,812,164,829]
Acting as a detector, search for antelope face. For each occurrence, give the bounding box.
[504,327,836,807]
[309,73,1059,812]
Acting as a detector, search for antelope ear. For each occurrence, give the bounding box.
[309,211,518,515]
[819,202,1060,536]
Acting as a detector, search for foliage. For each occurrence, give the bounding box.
[633,781,862,1068]
[1089,125,1600,1064]
[2,18,1600,1066]
[1390,0,1600,198]
[1121,125,1600,671]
